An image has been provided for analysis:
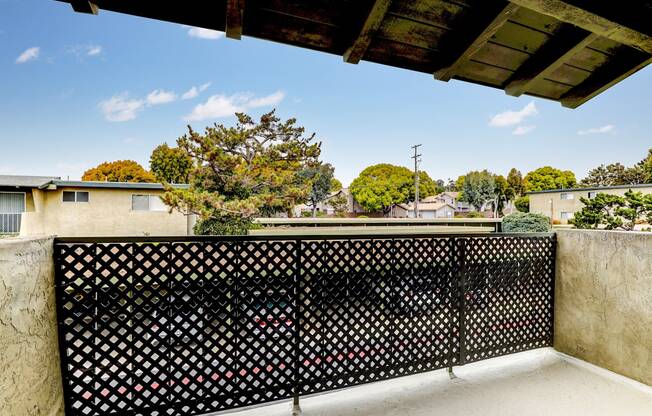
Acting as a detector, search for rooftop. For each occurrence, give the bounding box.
[0,175,60,188]
[527,183,652,195]
[56,0,651,108]
[40,180,189,190]
[233,349,652,416]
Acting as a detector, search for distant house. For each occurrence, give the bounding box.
[293,188,365,217]
[528,183,652,224]
[422,191,471,213]
[390,201,455,219]
[0,175,191,236]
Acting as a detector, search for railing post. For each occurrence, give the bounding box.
[292,239,302,416]
[457,238,467,367]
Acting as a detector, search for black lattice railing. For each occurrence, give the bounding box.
[54,233,555,416]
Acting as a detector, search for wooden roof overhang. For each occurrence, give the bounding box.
[59,0,651,108]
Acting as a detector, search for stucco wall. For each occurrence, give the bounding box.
[0,236,64,415]
[555,229,652,386]
[21,187,188,237]
[530,186,652,224]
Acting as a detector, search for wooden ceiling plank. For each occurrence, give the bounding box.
[344,0,393,64]
[434,3,520,82]
[505,27,598,96]
[71,0,98,15]
[507,0,652,54]
[561,53,651,108]
[226,0,244,40]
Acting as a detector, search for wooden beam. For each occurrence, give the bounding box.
[343,0,393,64]
[505,27,599,96]
[434,3,520,82]
[226,0,244,40]
[71,0,98,15]
[560,51,651,108]
[507,0,652,54]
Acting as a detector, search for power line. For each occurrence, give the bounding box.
[411,144,422,218]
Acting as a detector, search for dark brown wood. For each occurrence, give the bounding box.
[505,26,598,96]
[434,3,520,82]
[561,50,652,108]
[344,0,393,64]
[507,0,652,54]
[71,0,98,15]
[226,0,244,40]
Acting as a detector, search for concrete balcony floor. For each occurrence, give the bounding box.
[229,349,652,416]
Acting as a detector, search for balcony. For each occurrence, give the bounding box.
[0,229,651,415]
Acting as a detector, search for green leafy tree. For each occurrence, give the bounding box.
[454,175,465,192]
[639,148,652,182]
[329,194,348,217]
[163,110,321,234]
[150,143,193,184]
[571,190,652,231]
[580,163,647,187]
[505,168,524,200]
[523,166,576,192]
[514,195,530,212]
[299,163,336,217]
[82,160,156,182]
[493,174,508,216]
[460,170,496,211]
[330,178,343,192]
[349,164,436,213]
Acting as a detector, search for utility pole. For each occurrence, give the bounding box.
[411,144,422,218]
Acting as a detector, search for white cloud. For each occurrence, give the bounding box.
[182,87,199,100]
[99,93,146,122]
[489,101,538,127]
[86,45,102,56]
[577,124,615,135]
[16,47,40,64]
[188,27,224,40]
[512,125,536,135]
[184,91,285,121]
[146,89,177,105]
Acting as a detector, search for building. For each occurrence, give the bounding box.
[390,201,456,219]
[0,175,190,236]
[528,184,652,224]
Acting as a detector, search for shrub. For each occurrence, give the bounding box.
[502,212,551,232]
[466,211,484,218]
[514,195,529,212]
[194,216,260,235]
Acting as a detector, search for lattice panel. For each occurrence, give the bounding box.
[460,236,555,363]
[55,234,554,416]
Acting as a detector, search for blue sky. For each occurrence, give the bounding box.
[1,0,651,186]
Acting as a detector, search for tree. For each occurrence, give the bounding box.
[299,163,336,217]
[460,170,496,211]
[571,190,652,231]
[82,160,156,182]
[523,166,576,192]
[639,148,652,182]
[150,143,193,184]
[349,164,436,213]
[329,194,348,217]
[493,174,508,216]
[330,178,343,192]
[435,179,445,194]
[454,175,465,192]
[505,168,524,200]
[162,110,321,234]
[514,195,530,212]
[579,163,646,187]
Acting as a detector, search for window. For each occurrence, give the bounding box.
[63,191,89,203]
[560,211,574,220]
[132,194,167,211]
[588,191,597,199]
[560,193,574,200]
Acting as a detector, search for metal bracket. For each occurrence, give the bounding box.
[448,366,458,380]
[291,394,302,416]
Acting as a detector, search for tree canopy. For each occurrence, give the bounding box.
[82,160,156,183]
[299,163,336,217]
[505,168,524,200]
[150,143,193,184]
[162,110,321,234]
[330,178,343,193]
[523,166,576,192]
[571,191,652,231]
[460,170,496,211]
[349,164,437,213]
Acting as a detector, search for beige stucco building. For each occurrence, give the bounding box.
[528,184,652,224]
[0,176,190,237]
